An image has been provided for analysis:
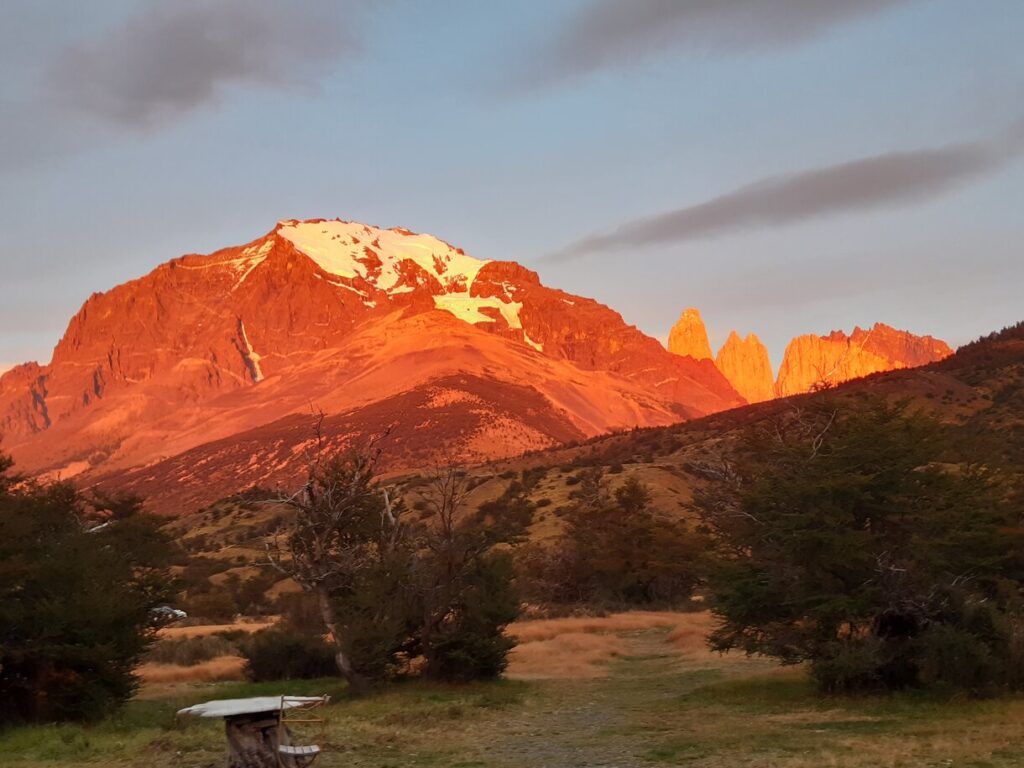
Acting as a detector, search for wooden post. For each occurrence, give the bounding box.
[224,712,298,768]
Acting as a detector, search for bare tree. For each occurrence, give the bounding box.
[266,420,402,691]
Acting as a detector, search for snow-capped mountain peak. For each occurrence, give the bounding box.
[276,219,489,296]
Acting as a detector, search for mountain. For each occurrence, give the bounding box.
[664,309,952,401]
[774,323,953,396]
[0,218,743,512]
[714,332,774,404]
[667,308,713,360]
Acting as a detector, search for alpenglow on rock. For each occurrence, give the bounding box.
[667,308,713,361]
[774,323,953,396]
[715,331,775,404]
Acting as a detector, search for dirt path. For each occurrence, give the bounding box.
[476,628,736,767]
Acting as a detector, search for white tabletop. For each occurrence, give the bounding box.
[177,695,327,719]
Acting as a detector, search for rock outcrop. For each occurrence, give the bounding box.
[715,332,775,404]
[668,308,713,361]
[775,323,953,397]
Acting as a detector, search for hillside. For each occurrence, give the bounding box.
[170,321,1022,585]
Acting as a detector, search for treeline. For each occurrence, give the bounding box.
[3,387,1023,724]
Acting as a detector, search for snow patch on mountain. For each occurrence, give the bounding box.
[434,294,523,329]
[180,240,272,288]
[278,219,489,294]
[238,321,264,383]
[279,218,534,336]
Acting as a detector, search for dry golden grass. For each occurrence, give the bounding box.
[665,611,721,658]
[160,618,276,639]
[507,610,715,678]
[136,655,246,684]
[507,631,628,679]
[509,610,688,644]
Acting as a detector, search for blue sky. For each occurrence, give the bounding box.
[2,0,1022,373]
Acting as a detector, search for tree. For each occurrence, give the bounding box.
[268,424,525,686]
[410,465,524,680]
[518,470,708,607]
[694,398,1024,694]
[0,457,178,723]
[267,430,405,691]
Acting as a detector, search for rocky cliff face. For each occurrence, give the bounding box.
[666,307,953,403]
[0,218,743,508]
[715,332,775,404]
[774,323,953,396]
[667,308,713,360]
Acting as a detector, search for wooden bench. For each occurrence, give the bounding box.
[279,744,321,757]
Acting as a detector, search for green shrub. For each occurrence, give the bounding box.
[180,591,237,623]
[241,629,337,682]
[423,554,519,681]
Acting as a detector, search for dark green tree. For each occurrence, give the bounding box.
[0,457,178,723]
[410,465,525,681]
[695,398,1024,694]
[520,470,708,606]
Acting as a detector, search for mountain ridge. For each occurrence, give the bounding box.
[0,218,743,502]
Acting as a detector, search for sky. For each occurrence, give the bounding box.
[2,0,1023,374]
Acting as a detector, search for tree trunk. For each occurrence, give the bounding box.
[314,584,366,692]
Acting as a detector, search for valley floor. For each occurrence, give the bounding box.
[5,613,1024,767]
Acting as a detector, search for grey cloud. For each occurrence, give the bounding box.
[47,0,362,129]
[518,0,915,88]
[549,127,1024,261]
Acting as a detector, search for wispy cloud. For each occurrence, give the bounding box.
[514,0,914,89]
[46,0,362,130]
[548,124,1024,261]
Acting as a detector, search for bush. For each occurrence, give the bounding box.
[241,629,338,682]
[181,591,237,623]
[424,554,518,681]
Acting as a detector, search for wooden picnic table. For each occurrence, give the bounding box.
[178,695,327,767]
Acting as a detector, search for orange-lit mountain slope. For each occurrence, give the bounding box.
[0,219,743,509]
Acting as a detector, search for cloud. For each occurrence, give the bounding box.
[516,0,915,89]
[548,125,1024,262]
[46,0,362,129]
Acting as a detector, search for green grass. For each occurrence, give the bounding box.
[5,632,1024,767]
[0,677,528,767]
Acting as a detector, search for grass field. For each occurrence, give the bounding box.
[4,612,1024,767]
